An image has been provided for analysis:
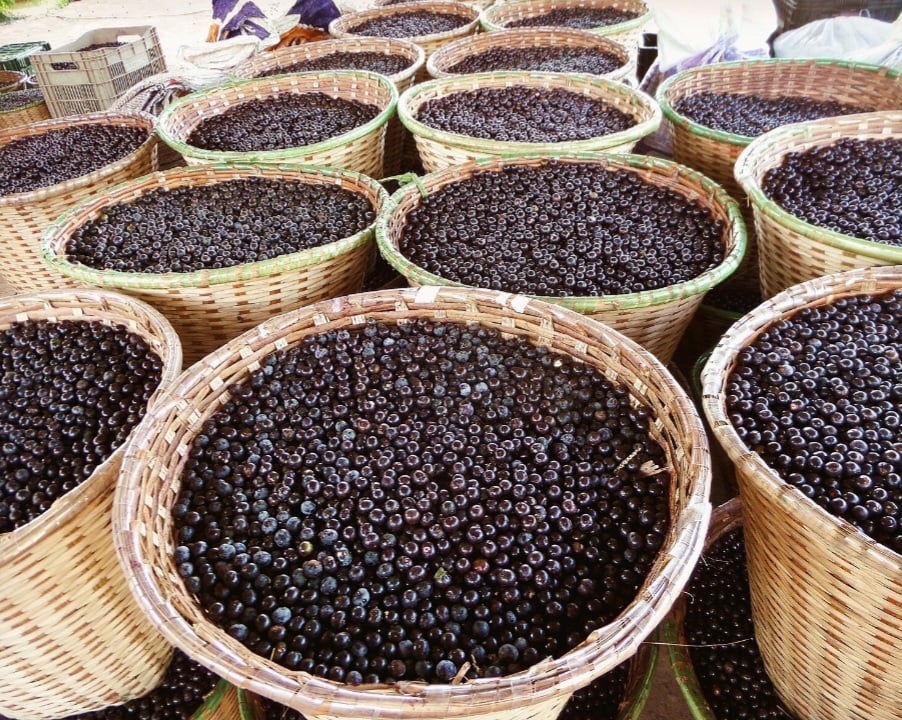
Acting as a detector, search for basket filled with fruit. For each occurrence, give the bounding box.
[0,87,50,130]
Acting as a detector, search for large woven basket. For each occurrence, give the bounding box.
[155,72,397,179]
[376,153,746,362]
[114,285,711,720]
[657,59,902,294]
[426,26,631,81]
[0,288,183,720]
[231,38,424,177]
[397,70,660,172]
[0,90,50,130]
[0,111,158,293]
[734,110,902,299]
[0,69,26,93]
[41,163,389,366]
[479,0,650,58]
[701,265,902,720]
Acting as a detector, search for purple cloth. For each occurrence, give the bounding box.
[286,0,341,30]
[212,0,341,40]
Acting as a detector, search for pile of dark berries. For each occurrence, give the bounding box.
[399,161,726,296]
[446,46,624,76]
[0,124,148,195]
[558,660,631,719]
[684,527,790,719]
[673,91,873,138]
[68,650,221,720]
[0,88,44,113]
[186,94,380,153]
[702,287,762,316]
[52,42,124,70]
[256,698,306,720]
[0,319,164,533]
[174,319,671,685]
[66,177,375,274]
[349,11,469,38]
[416,86,634,143]
[259,52,411,78]
[507,8,640,30]
[761,137,902,245]
[725,290,902,552]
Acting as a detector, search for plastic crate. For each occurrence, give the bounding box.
[0,42,50,74]
[31,26,166,117]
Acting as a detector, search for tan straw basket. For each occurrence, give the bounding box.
[426,27,631,81]
[114,285,711,720]
[0,91,51,130]
[479,0,650,58]
[42,163,389,366]
[0,288,183,720]
[0,111,158,294]
[397,71,660,172]
[194,679,243,720]
[0,69,27,94]
[734,110,902,299]
[376,153,746,363]
[701,265,902,720]
[156,72,398,179]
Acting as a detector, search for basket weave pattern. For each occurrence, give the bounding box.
[0,96,51,131]
[115,286,711,720]
[0,112,158,293]
[0,289,183,720]
[701,266,902,720]
[193,680,242,720]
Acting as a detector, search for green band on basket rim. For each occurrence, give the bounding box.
[479,2,652,37]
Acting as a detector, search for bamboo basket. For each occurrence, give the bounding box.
[479,0,650,58]
[194,680,243,720]
[0,288,183,720]
[376,153,746,362]
[0,70,27,93]
[397,71,660,171]
[734,110,902,299]
[41,163,389,366]
[0,90,50,130]
[700,265,902,720]
[114,285,711,720]
[378,0,496,12]
[657,59,902,294]
[0,111,158,293]
[231,38,424,177]
[155,72,397,179]
[426,27,631,81]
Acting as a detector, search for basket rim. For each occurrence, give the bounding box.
[114,284,712,717]
[155,71,398,164]
[700,265,902,568]
[733,110,902,263]
[376,152,747,312]
[40,162,389,290]
[0,288,183,564]
[397,70,661,153]
[479,0,652,35]
[0,110,157,206]
[328,1,481,44]
[656,57,902,147]
[0,93,46,115]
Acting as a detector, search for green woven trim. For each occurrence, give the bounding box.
[156,70,398,164]
[661,618,717,720]
[191,680,232,720]
[0,97,45,115]
[236,687,258,720]
[397,71,662,155]
[376,152,747,313]
[480,7,651,34]
[657,58,902,147]
[620,641,658,720]
[41,162,390,290]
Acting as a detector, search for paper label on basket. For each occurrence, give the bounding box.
[351,314,367,325]
[414,285,441,304]
[312,312,329,326]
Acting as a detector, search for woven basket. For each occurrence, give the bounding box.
[231,38,425,177]
[658,59,902,294]
[194,680,243,720]
[0,91,50,130]
[155,72,397,179]
[41,163,389,366]
[0,111,158,293]
[114,285,711,720]
[426,27,631,81]
[479,0,650,58]
[0,69,27,93]
[701,265,902,720]
[376,153,746,363]
[397,70,660,172]
[0,288,183,720]
[734,110,902,299]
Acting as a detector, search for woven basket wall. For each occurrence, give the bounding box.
[479,0,650,58]
[657,59,902,295]
[114,285,711,720]
[193,680,243,720]
[0,289,183,720]
[701,266,902,720]
[734,110,902,299]
[0,69,27,93]
[42,163,389,366]
[397,70,660,172]
[0,111,158,293]
[155,72,397,179]
[376,153,746,363]
[231,38,425,177]
[0,95,50,131]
